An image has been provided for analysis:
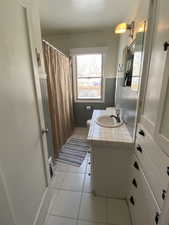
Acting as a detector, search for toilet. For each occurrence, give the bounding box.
[86,119,91,128]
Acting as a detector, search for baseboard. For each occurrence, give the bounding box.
[33,187,54,225]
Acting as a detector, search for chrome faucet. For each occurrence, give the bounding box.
[110,109,121,123]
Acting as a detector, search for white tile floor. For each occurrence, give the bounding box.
[45,128,131,225]
[70,127,89,140]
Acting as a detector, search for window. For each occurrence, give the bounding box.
[74,54,103,101]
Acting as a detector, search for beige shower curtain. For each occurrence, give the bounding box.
[42,41,74,158]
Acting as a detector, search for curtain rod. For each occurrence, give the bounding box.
[42,39,68,58]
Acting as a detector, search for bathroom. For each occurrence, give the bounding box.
[39,0,169,224]
[0,0,169,225]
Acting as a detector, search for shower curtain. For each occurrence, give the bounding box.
[42,41,74,158]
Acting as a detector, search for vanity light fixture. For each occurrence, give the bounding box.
[137,21,146,33]
[115,21,135,38]
[138,24,144,33]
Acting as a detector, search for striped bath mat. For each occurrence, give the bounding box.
[57,138,90,166]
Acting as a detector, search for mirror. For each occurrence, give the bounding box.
[122,22,146,91]
[122,41,135,87]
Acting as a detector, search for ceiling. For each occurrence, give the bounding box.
[40,0,140,35]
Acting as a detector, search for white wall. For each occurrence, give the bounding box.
[44,31,119,77]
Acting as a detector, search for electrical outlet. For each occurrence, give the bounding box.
[86,106,92,110]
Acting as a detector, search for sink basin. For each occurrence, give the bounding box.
[96,115,123,128]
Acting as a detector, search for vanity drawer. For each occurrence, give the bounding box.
[128,155,161,225]
[135,125,169,209]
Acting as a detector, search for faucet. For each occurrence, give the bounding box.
[110,109,121,123]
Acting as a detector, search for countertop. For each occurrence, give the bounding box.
[87,108,133,144]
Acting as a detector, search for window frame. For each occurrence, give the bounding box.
[71,49,106,103]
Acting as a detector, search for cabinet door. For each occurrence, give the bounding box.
[140,0,169,135]
[154,49,169,156]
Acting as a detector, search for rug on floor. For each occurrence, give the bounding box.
[57,138,90,166]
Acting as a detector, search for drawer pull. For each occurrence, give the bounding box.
[136,144,143,153]
[132,178,138,188]
[163,41,169,51]
[133,161,139,170]
[167,167,169,176]
[155,212,160,224]
[130,196,135,205]
[138,129,145,136]
[162,190,167,200]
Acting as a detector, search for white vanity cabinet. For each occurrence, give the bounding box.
[90,141,132,198]
[88,109,134,198]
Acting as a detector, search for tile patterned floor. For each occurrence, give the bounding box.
[45,128,131,225]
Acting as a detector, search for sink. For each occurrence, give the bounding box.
[96,115,123,128]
